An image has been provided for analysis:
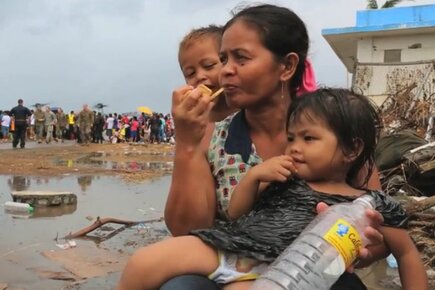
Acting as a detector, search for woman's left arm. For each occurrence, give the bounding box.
[355,164,389,267]
[381,227,428,290]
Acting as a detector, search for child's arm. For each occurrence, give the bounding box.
[227,155,295,220]
[381,226,428,290]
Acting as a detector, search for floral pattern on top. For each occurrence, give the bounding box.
[208,111,262,219]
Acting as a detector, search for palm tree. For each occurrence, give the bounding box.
[366,0,410,9]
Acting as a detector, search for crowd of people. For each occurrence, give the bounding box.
[0,101,175,148]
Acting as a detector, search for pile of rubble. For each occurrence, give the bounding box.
[375,83,435,272]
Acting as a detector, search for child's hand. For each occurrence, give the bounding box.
[250,155,297,183]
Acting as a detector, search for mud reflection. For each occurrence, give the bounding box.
[7,176,31,191]
[78,175,93,192]
[7,175,98,193]
[54,157,173,172]
[34,204,77,217]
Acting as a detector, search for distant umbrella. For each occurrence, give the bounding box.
[137,106,153,115]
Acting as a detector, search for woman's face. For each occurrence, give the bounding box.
[219,20,284,109]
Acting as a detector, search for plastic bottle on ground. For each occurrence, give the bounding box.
[250,194,375,290]
[386,253,398,268]
[4,201,34,214]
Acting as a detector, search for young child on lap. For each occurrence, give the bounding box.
[117,88,428,290]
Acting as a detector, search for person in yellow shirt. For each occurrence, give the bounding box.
[67,110,76,140]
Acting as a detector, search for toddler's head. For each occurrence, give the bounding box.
[178,25,222,89]
[286,88,380,187]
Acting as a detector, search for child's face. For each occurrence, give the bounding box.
[179,36,221,91]
[285,112,349,182]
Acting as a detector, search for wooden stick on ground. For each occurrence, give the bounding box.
[63,216,164,239]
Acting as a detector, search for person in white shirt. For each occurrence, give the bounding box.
[105,114,115,142]
[29,112,36,140]
[1,112,11,142]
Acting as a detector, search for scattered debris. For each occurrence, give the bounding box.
[11,190,77,207]
[401,195,435,269]
[375,81,435,273]
[56,240,77,250]
[64,216,164,239]
[29,268,77,281]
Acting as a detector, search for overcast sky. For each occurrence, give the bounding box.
[1,0,434,113]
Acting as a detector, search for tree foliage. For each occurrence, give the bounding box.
[367,0,379,9]
[382,0,405,8]
[366,0,411,9]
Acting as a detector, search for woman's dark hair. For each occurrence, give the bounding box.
[286,88,381,187]
[223,4,309,97]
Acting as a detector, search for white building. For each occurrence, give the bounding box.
[322,4,435,107]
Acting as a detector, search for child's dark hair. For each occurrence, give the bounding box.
[178,25,222,60]
[224,4,309,98]
[286,88,380,187]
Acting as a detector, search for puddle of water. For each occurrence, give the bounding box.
[54,157,174,171]
[77,151,174,159]
[0,174,171,289]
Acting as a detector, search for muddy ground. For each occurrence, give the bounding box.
[0,142,175,181]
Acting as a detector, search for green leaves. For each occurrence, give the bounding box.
[366,0,410,9]
[382,0,408,8]
[366,0,379,9]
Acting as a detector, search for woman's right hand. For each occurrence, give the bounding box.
[171,85,214,147]
[166,85,217,235]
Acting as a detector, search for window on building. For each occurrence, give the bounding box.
[384,49,401,63]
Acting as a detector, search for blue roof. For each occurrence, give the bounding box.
[322,4,435,36]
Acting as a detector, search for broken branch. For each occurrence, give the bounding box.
[64,216,164,239]
[404,195,435,214]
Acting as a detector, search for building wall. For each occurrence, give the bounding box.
[357,33,435,63]
[353,31,435,108]
[353,61,435,107]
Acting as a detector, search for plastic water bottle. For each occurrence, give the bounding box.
[386,254,398,268]
[251,194,375,290]
[4,201,34,214]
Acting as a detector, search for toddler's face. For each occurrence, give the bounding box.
[179,37,222,91]
[285,112,347,182]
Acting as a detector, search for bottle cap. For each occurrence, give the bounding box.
[353,194,375,209]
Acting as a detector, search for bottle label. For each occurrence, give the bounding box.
[323,218,362,268]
